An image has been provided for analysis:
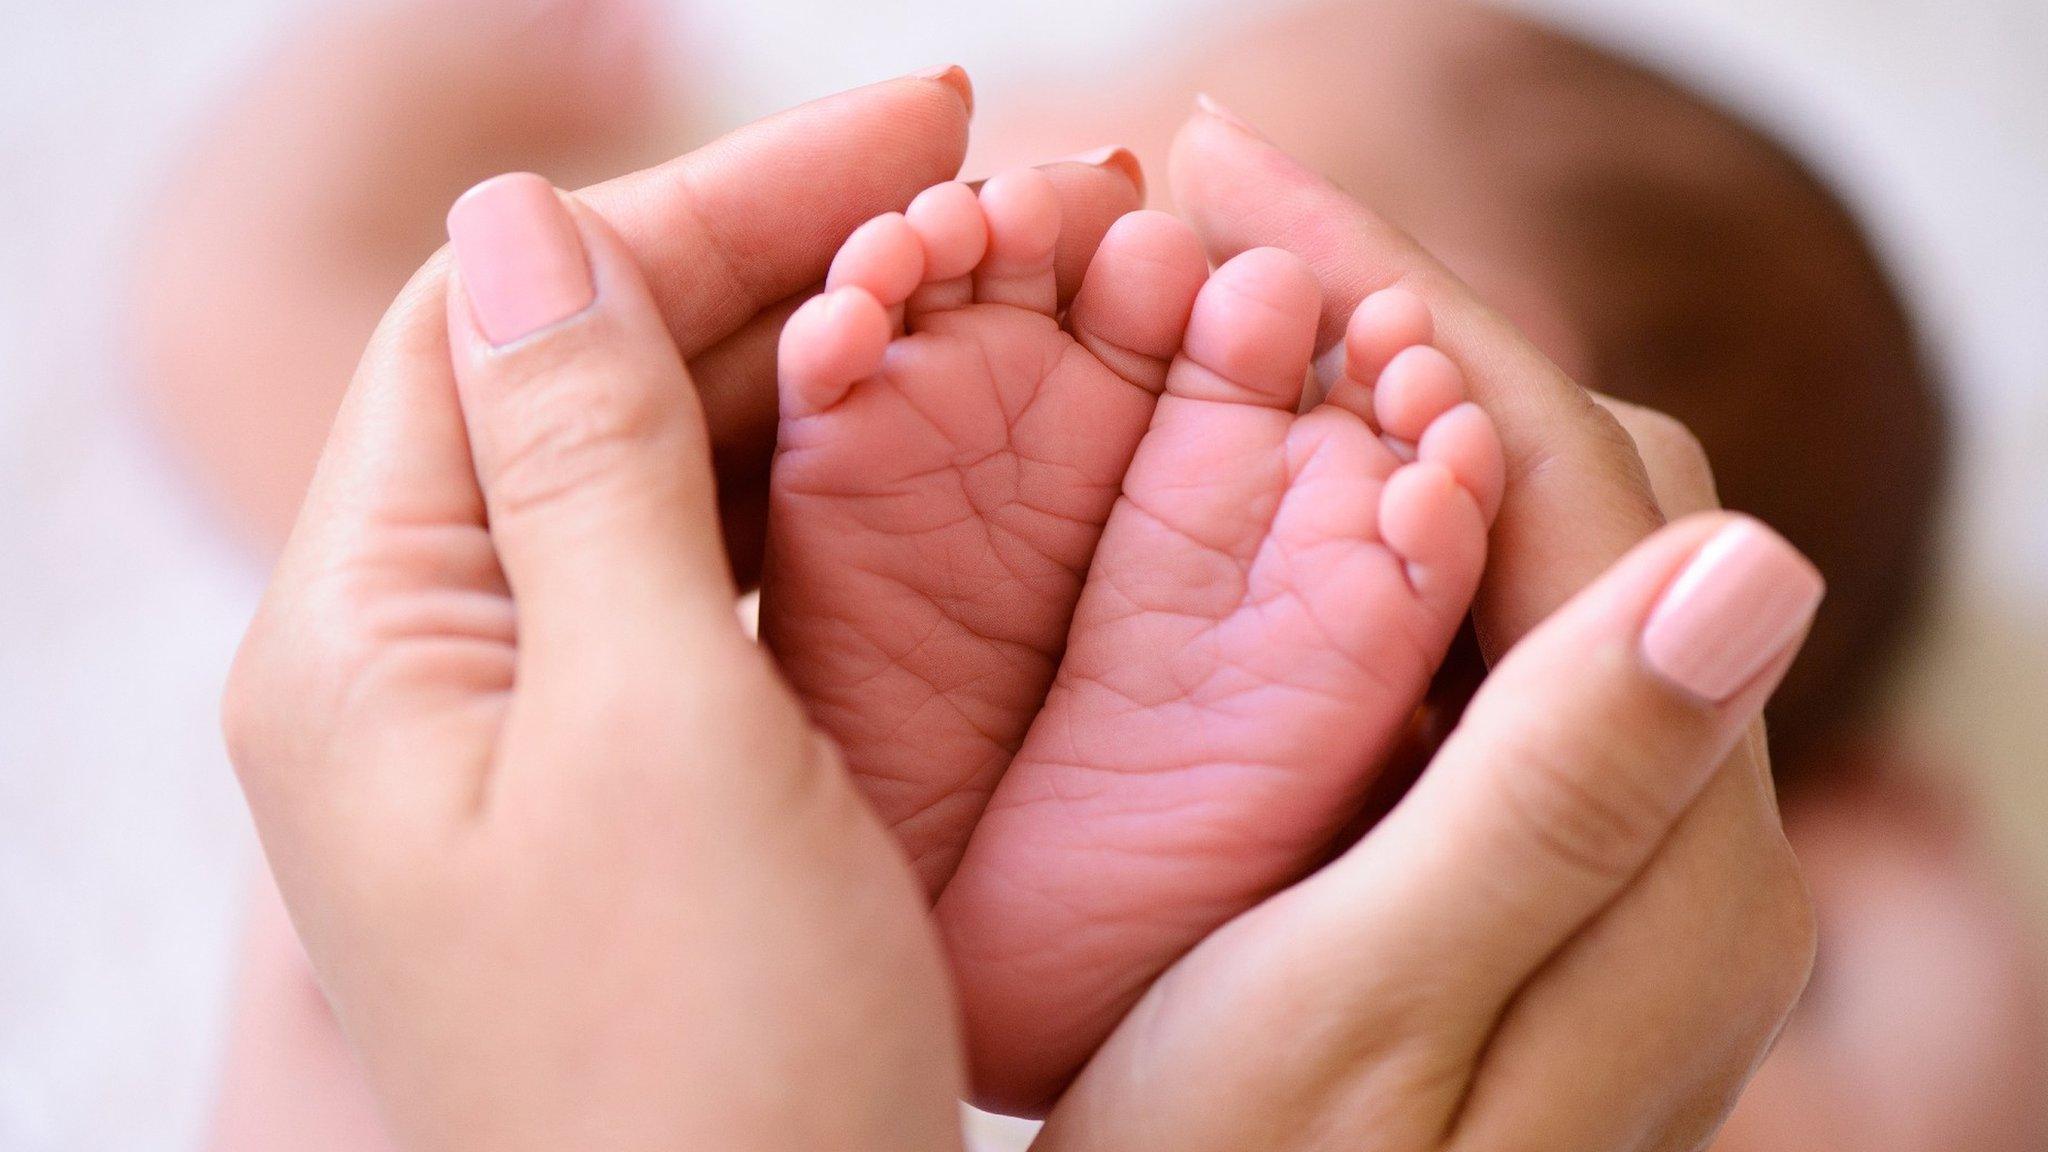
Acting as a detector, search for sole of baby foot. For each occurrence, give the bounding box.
[937,278,1504,1113]
[761,171,1211,896]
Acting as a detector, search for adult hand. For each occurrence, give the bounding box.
[1029,101,1820,1151]
[210,72,1149,1152]
[222,70,1137,1149]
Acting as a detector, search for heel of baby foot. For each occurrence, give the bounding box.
[778,286,891,416]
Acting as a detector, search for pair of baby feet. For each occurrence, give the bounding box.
[761,168,1504,1111]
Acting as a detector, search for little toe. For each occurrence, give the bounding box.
[1379,459,1488,610]
[1374,344,1466,451]
[825,212,926,321]
[777,286,892,416]
[974,168,1062,314]
[904,181,987,321]
[1165,246,1321,410]
[1066,210,1209,395]
[1417,400,1507,524]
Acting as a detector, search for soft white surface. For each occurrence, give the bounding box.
[1,1,2041,1148]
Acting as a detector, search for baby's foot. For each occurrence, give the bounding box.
[761,171,1210,894]
[937,266,1505,1111]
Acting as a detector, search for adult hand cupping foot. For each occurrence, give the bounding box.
[1024,100,1822,1151]
[217,70,1063,1152]
[222,74,1823,1152]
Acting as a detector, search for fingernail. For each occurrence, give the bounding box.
[446,172,595,346]
[1052,145,1145,199]
[1194,92,1267,140]
[912,64,974,116]
[1641,519,1825,704]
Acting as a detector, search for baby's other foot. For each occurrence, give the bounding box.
[762,170,1210,894]
[938,268,1505,1111]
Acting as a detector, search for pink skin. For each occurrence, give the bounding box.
[940,265,1501,1110]
[762,171,1212,894]
[766,175,1502,1111]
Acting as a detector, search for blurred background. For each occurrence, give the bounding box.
[2,0,2043,1149]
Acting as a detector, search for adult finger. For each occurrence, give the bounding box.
[574,67,974,362]
[578,67,1142,370]
[1168,100,1664,654]
[222,252,483,844]
[1596,393,1721,518]
[1348,514,1819,1006]
[444,174,738,668]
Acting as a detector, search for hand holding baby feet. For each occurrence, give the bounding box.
[762,168,1210,894]
[936,276,1504,1111]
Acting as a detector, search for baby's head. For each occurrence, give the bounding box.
[991,0,1946,775]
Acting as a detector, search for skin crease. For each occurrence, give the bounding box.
[216,62,1822,1152]
[167,4,2039,1139]
[132,6,1810,1139]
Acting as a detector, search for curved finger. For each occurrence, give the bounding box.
[221,251,486,844]
[576,67,973,361]
[445,175,740,668]
[1341,514,1819,998]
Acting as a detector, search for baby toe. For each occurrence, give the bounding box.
[974,168,1062,313]
[1417,400,1506,524]
[1344,286,1434,383]
[1379,459,1488,610]
[1167,246,1320,410]
[903,182,987,320]
[826,212,925,310]
[1066,210,1208,395]
[777,286,892,415]
[1374,344,1466,448]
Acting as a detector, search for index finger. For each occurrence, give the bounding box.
[578,67,976,360]
[1168,101,1667,652]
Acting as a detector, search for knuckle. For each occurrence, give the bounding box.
[1487,703,1684,884]
[483,359,670,518]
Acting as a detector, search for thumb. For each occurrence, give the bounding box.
[1336,513,1823,1001]
[444,173,737,667]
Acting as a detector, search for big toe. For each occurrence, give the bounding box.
[1167,246,1320,410]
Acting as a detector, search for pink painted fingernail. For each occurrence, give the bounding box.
[446,172,594,346]
[1641,519,1825,703]
[912,64,974,116]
